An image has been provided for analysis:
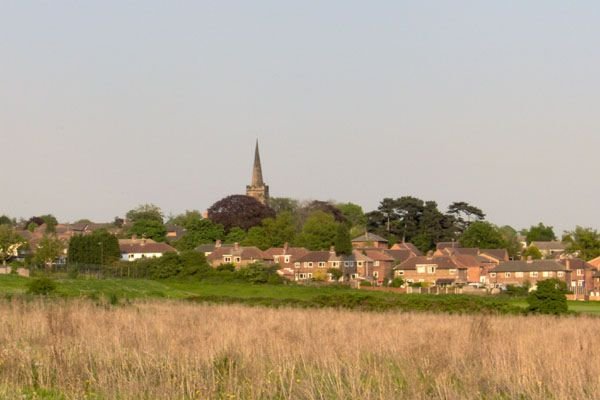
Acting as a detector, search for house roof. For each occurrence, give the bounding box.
[295,251,333,263]
[362,249,395,262]
[492,260,566,273]
[480,249,509,262]
[352,232,388,243]
[119,240,176,255]
[263,247,310,259]
[452,254,483,268]
[444,247,479,257]
[383,249,414,264]
[207,245,267,261]
[395,256,462,270]
[436,242,460,250]
[390,242,423,256]
[559,258,594,271]
[531,241,567,251]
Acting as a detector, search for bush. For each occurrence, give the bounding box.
[327,268,343,281]
[390,277,405,288]
[360,281,372,287]
[527,279,568,315]
[216,263,236,272]
[27,277,57,295]
[236,263,283,284]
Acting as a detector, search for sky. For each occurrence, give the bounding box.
[1,1,599,234]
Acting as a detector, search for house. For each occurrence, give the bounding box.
[487,259,567,287]
[383,249,416,266]
[263,243,310,280]
[559,258,595,296]
[119,238,176,261]
[390,242,423,256]
[479,249,509,263]
[195,240,230,257]
[206,243,269,268]
[292,248,378,283]
[351,232,388,249]
[530,241,567,258]
[165,225,186,242]
[361,249,395,284]
[394,255,467,286]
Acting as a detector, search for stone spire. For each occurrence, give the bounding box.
[251,140,264,186]
[246,140,269,205]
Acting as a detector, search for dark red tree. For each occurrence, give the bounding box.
[207,195,275,232]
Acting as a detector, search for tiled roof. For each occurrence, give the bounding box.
[383,249,413,264]
[492,260,566,273]
[119,239,176,255]
[480,249,509,261]
[531,241,567,251]
[207,246,267,261]
[390,242,423,256]
[363,249,395,262]
[395,256,461,270]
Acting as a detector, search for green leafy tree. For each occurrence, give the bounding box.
[68,230,121,265]
[167,210,203,226]
[40,214,58,234]
[34,235,64,269]
[334,224,352,255]
[262,211,297,248]
[526,279,568,314]
[328,267,343,281]
[0,226,25,266]
[224,227,246,244]
[0,215,14,226]
[126,204,164,223]
[447,202,485,234]
[563,226,600,261]
[296,211,339,251]
[498,225,522,259]
[459,221,506,249]
[269,197,299,215]
[243,226,269,250]
[336,203,366,228]
[523,223,556,244]
[522,245,543,260]
[171,214,225,251]
[127,204,166,242]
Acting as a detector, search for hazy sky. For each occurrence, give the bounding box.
[2,1,599,234]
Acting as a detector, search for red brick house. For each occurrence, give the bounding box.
[206,243,269,268]
[487,259,567,287]
[394,255,467,286]
[351,233,389,249]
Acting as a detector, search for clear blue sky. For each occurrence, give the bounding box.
[1,1,599,234]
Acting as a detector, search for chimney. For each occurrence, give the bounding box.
[141,238,146,247]
[426,250,434,260]
[329,245,336,256]
[566,259,571,270]
[283,242,289,254]
[527,256,533,264]
[215,239,222,248]
[132,234,137,240]
[234,242,239,251]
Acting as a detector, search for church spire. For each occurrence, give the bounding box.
[252,140,264,186]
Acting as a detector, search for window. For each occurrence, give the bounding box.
[357,261,363,267]
[547,271,554,277]
[284,256,290,263]
[128,254,135,259]
[224,256,232,263]
[505,272,511,278]
[273,256,280,263]
[307,262,313,268]
[416,266,426,274]
[332,262,339,267]
[373,271,379,278]
[396,270,404,276]
[234,257,241,263]
[557,271,564,277]
[294,262,300,268]
[577,269,584,276]
[308,273,313,278]
[318,262,326,268]
[578,280,584,287]
[449,269,457,275]
[489,272,496,278]
[542,271,549,278]
[571,281,576,287]
[344,261,352,267]
[427,266,436,274]
[530,271,538,278]
[374,261,380,266]
[351,274,357,279]
[515,272,523,278]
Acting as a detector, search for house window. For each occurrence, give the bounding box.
[396,270,404,276]
[234,257,241,263]
[294,262,300,268]
[427,266,436,274]
[332,262,339,267]
[273,256,280,263]
[318,262,326,268]
[578,280,584,287]
[416,266,426,274]
[308,273,313,278]
[357,261,363,267]
[307,262,313,268]
[557,271,564,277]
[374,261,380,267]
[351,274,357,279]
[128,254,135,259]
[530,271,538,278]
[577,269,584,276]
[489,273,496,278]
[505,272,511,278]
[373,271,379,278]
[515,272,523,278]
[284,256,290,263]
[547,271,554,277]
[542,271,549,278]
[224,256,232,263]
[344,262,352,267]
[449,269,457,275]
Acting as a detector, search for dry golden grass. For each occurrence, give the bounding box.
[0,299,597,399]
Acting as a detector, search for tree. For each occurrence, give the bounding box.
[243,226,269,250]
[126,204,164,224]
[295,211,339,251]
[68,230,121,265]
[328,267,343,281]
[225,227,246,244]
[34,235,64,269]
[523,223,556,244]
[334,224,352,255]
[498,225,522,259]
[40,215,58,233]
[563,227,600,261]
[0,226,25,266]
[169,212,225,251]
[207,195,275,232]
[269,197,299,215]
[0,215,14,226]
[336,203,366,228]
[522,245,543,260]
[243,212,297,250]
[447,201,485,234]
[526,279,568,314]
[459,221,505,249]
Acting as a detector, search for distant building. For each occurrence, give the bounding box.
[351,232,388,249]
[119,238,176,261]
[246,140,270,205]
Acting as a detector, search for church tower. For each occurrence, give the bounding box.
[246,140,270,205]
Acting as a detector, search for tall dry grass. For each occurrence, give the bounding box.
[0,299,597,399]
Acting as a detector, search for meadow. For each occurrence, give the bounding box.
[0,299,598,399]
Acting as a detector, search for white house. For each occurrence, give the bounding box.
[119,238,177,261]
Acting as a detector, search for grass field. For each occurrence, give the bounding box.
[0,300,598,399]
[1,274,600,314]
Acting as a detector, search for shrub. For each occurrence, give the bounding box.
[216,263,236,272]
[327,268,343,281]
[527,279,568,315]
[390,277,405,288]
[236,263,283,284]
[360,281,372,287]
[27,277,57,295]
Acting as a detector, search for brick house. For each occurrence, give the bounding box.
[119,238,177,262]
[390,242,423,256]
[394,255,467,286]
[487,259,567,287]
[530,241,567,258]
[263,244,309,280]
[292,248,379,283]
[352,232,389,249]
[206,243,269,268]
[560,258,595,296]
[361,249,395,284]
